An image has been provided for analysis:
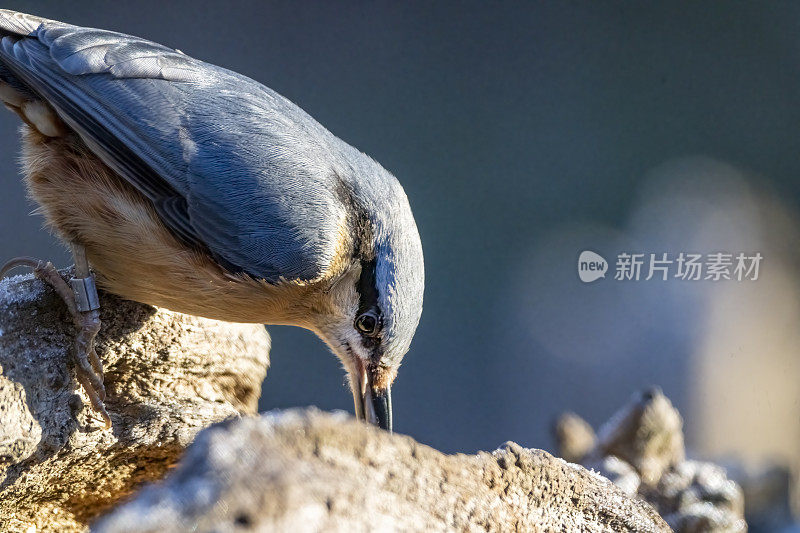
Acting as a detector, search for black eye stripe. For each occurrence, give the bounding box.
[356,258,379,316]
[352,232,383,360]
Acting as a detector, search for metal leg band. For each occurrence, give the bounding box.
[70,275,100,312]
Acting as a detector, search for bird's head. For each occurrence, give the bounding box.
[310,162,424,432]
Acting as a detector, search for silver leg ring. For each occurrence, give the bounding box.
[70,275,100,312]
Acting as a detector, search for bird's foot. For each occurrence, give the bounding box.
[1,256,111,427]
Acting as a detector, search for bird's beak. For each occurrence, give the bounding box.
[351,366,392,432]
[366,382,392,432]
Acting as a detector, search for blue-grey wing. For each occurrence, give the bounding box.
[0,10,347,282]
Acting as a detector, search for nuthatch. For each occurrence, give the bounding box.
[0,10,424,431]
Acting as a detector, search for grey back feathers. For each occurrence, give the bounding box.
[0,9,424,363]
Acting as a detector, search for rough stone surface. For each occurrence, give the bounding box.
[95,409,670,533]
[555,389,747,533]
[0,272,271,532]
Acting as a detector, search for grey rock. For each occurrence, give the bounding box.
[94,409,671,533]
[586,455,642,497]
[555,389,747,533]
[0,271,271,532]
[553,411,596,464]
[594,388,685,486]
[649,461,746,533]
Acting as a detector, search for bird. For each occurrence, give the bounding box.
[0,10,424,431]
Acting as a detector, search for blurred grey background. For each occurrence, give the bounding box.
[1,0,798,477]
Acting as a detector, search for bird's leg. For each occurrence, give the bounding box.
[68,243,109,422]
[0,247,111,427]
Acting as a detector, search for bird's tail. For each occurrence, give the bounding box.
[0,10,63,133]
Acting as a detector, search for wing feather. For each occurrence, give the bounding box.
[0,9,346,282]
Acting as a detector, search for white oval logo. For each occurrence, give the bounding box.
[578,250,608,283]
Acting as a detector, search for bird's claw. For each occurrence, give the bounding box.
[72,307,110,427]
[1,256,111,428]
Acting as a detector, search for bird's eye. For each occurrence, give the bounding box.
[355,313,378,335]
